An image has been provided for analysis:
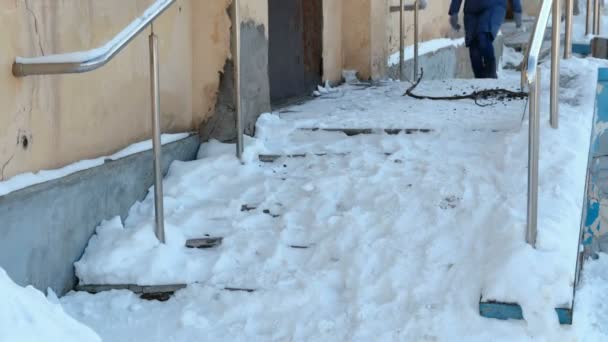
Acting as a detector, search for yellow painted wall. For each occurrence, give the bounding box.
[322,0,344,83]
[342,0,372,80]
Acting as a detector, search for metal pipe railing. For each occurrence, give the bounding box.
[149,25,165,243]
[564,0,574,59]
[413,0,420,80]
[12,0,176,243]
[551,0,561,129]
[396,0,427,81]
[522,0,555,247]
[13,0,175,76]
[399,0,405,81]
[587,0,593,35]
[594,0,601,34]
[235,0,244,160]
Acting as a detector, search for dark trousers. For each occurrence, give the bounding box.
[468,32,497,79]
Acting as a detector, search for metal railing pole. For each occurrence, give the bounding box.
[413,0,420,80]
[587,0,593,35]
[594,0,601,35]
[149,25,165,243]
[564,0,573,58]
[235,0,244,160]
[550,0,560,129]
[526,70,541,247]
[399,0,405,81]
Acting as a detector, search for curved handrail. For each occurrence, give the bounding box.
[523,0,553,86]
[12,0,176,77]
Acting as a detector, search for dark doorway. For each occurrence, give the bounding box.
[268,0,323,104]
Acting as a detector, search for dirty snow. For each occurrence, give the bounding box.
[0,268,101,342]
[65,54,608,340]
[0,133,190,197]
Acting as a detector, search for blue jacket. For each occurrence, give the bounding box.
[449,0,507,15]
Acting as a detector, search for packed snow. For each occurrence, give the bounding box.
[0,133,190,197]
[65,54,608,340]
[0,268,101,342]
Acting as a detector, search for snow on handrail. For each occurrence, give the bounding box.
[12,0,176,77]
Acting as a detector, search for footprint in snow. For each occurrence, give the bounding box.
[439,195,462,210]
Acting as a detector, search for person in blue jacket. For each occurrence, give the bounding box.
[449,0,512,79]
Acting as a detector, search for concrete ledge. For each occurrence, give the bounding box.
[386,35,503,80]
[0,134,200,295]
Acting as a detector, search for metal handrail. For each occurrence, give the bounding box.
[13,0,175,77]
[12,0,178,243]
[398,0,427,81]
[522,0,563,247]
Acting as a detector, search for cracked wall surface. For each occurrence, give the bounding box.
[1,0,232,180]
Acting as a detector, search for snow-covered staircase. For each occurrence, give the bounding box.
[73,66,595,328]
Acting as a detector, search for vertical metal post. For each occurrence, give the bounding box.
[550,0,560,129]
[413,0,419,80]
[399,0,404,81]
[234,0,244,160]
[526,71,541,248]
[149,25,165,243]
[594,0,601,35]
[587,0,593,35]
[564,0,574,59]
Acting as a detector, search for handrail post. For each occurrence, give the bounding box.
[587,0,593,35]
[399,0,405,81]
[234,0,244,160]
[564,0,573,59]
[550,0,560,129]
[594,0,601,35]
[413,0,420,80]
[149,25,165,243]
[526,70,541,248]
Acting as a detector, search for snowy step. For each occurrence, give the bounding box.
[272,76,527,133]
[240,203,282,217]
[258,152,394,163]
[76,284,186,302]
[75,283,256,300]
[299,128,433,136]
[185,237,223,249]
[479,300,572,325]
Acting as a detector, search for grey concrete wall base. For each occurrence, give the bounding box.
[386,34,504,81]
[0,135,200,295]
[240,21,271,135]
